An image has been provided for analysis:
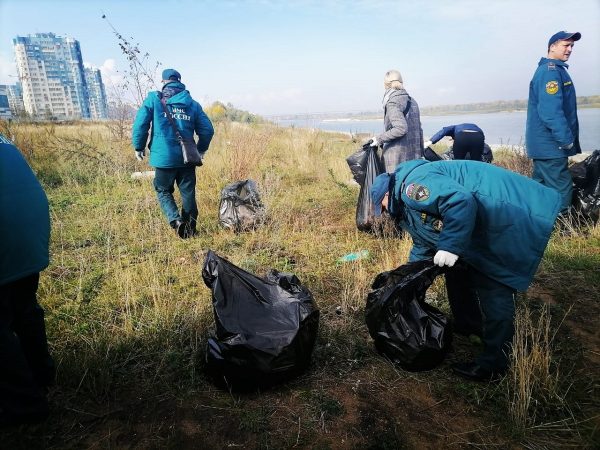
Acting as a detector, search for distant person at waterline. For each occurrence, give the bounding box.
[424,123,485,161]
[526,31,582,212]
[367,69,423,172]
[132,68,214,238]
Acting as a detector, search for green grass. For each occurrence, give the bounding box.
[1,120,598,448]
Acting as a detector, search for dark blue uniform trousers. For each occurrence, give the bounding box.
[153,166,198,227]
[0,273,54,422]
[532,157,573,213]
[453,130,484,161]
[448,268,516,372]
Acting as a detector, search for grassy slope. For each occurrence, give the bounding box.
[1,121,598,449]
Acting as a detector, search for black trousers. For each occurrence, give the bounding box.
[453,130,485,161]
[445,266,483,336]
[0,273,54,421]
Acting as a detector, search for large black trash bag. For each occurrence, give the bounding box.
[346,143,371,185]
[365,260,452,371]
[569,150,600,223]
[202,250,320,390]
[354,146,384,232]
[219,179,265,231]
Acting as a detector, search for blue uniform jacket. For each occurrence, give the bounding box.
[0,134,50,285]
[430,123,484,145]
[132,82,214,168]
[389,160,561,291]
[526,58,581,159]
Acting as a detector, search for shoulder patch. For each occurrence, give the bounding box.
[406,183,430,202]
[545,80,559,95]
[547,62,556,70]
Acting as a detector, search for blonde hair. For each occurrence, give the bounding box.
[384,69,404,90]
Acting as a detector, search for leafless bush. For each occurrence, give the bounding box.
[494,146,533,177]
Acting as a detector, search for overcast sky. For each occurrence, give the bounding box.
[1,0,598,116]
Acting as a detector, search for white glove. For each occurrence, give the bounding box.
[561,143,574,150]
[369,136,379,147]
[424,140,433,148]
[135,150,145,161]
[433,250,459,267]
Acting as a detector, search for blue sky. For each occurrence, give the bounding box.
[1,0,599,115]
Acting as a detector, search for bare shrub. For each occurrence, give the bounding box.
[494,146,533,177]
[224,125,271,181]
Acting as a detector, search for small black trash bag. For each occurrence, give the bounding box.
[365,260,452,372]
[202,250,320,390]
[219,179,265,231]
[569,150,600,223]
[353,146,384,232]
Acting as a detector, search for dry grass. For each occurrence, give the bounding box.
[507,303,564,430]
[1,119,598,448]
[493,146,533,176]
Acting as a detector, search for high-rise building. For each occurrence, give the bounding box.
[6,83,25,116]
[84,67,109,119]
[0,85,12,119]
[12,33,107,120]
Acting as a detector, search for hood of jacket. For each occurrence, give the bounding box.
[164,89,194,108]
[162,81,191,105]
[538,57,569,69]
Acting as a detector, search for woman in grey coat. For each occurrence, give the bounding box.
[369,70,424,172]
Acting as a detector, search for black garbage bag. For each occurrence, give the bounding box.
[569,150,600,223]
[219,179,265,231]
[365,260,452,371]
[355,146,384,232]
[202,250,320,390]
[346,143,370,185]
[422,146,442,162]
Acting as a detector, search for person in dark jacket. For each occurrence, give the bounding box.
[424,123,485,161]
[132,68,214,238]
[0,134,55,425]
[370,160,561,381]
[526,31,582,212]
[368,69,423,172]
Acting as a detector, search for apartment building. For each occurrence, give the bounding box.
[13,33,108,120]
[0,85,12,119]
[84,67,109,120]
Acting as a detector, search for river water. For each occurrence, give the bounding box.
[276,108,599,153]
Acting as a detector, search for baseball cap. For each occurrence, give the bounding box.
[548,31,581,47]
[370,173,392,217]
[162,69,181,82]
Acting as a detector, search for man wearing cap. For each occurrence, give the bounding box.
[370,160,561,381]
[526,31,582,212]
[132,69,214,238]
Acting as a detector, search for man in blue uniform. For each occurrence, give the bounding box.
[0,134,54,424]
[370,160,561,380]
[526,31,582,212]
[424,123,485,161]
[132,68,214,238]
